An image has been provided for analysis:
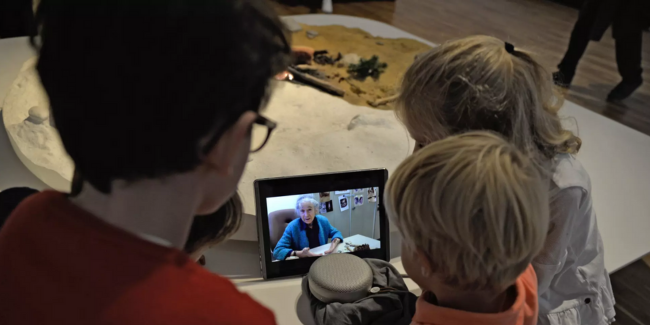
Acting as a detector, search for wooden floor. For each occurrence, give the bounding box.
[272,0,650,137]
[272,1,650,324]
[611,259,650,325]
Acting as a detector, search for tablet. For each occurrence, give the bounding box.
[254,169,390,279]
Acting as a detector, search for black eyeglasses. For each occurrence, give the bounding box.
[250,114,277,153]
[201,113,277,156]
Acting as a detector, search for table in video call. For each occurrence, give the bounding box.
[309,234,381,256]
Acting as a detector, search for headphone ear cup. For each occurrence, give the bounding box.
[308,254,373,303]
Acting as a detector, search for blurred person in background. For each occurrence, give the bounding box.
[554,0,649,101]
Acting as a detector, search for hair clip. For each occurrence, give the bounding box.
[505,42,515,54]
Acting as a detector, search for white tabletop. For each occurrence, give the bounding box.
[2,14,650,325]
[309,234,381,255]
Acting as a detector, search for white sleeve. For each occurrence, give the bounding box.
[532,187,584,295]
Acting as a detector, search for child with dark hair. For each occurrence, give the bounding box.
[184,193,244,262]
[0,1,290,324]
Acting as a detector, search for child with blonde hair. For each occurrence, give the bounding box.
[385,131,548,325]
[396,35,614,325]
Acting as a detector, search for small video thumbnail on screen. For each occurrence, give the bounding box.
[267,188,380,262]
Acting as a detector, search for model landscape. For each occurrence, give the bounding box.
[2,22,431,215]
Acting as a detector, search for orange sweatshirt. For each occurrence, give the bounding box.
[412,265,538,325]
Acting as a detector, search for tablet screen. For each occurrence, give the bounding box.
[254,169,389,279]
[266,188,381,262]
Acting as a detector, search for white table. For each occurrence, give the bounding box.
[309,234,381,255]
[2,14,650,325]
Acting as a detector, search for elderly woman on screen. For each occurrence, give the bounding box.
[272,195,343,260]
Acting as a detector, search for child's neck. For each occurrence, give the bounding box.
[70,175,203,249]
[426,285,517,314]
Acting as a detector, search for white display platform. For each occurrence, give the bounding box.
[1,14,650,325]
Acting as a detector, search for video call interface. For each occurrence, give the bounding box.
[266,188,381,262]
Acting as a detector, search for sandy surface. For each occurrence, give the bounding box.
[291,23,431,109]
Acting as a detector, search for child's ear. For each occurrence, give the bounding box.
[415,249,434,278]
[204,112,257,175]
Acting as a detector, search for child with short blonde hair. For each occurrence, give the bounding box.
[396,35,614,325]
[386,131,548,325]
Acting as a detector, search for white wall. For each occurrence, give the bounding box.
[266,194,312,214]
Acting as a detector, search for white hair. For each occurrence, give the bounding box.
[296,195,319,215]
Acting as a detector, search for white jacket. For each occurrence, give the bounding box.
[534,154,616,325]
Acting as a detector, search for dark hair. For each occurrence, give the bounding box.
[0,188,39,228]
[184,192,243,254]
[32,0,290,193]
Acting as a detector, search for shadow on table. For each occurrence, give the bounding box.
[296,281,317,325]
[204,239,263,279]
[0,112,48,190]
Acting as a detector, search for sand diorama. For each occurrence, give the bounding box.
[284,20,431,109]
[2,21,431,218]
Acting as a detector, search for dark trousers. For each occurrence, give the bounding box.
[558,0,644,82]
